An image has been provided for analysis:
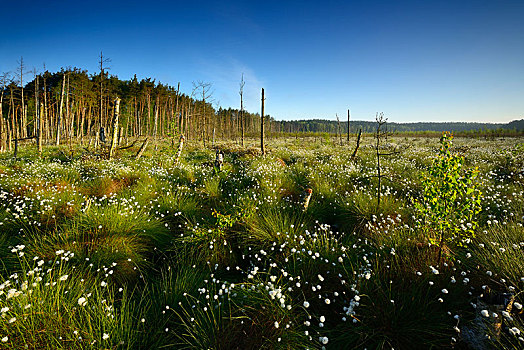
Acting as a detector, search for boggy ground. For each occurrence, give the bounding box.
[0,135,523,349]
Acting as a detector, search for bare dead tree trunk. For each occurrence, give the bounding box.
[56,72,66,145]
[0,74,6,153]
[154,94,159,138]
[146,90,151,135]
[34,73,41,154]
[0,103,4,153]
[175,82,180,133]
[202,87,206,147]
[240,74,245,147]
[65,73,70,145]
[374,114,388,210]
[260,88,265,155]
[347,109,350,143]
[109,97,120,159]
[43,70,48,146]
[94,131,99,149]
[351,129,362,160]
[100,52,105,131]
[9,86,18,157]
[80,106,86,144]
[336,114,342,145]
[14,108,19,159]
[136,138,149,160]
[38,102,43,154]
[18,58,26,140]
[118,127,123,145]
[174,134,185,165]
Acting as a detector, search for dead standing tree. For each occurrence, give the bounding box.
[33,68,42,154]
[192,81,213,147]
[18,57,26,139]
[260,88,265,155]
[336,114,342,145]
[350,129,362,160]
[0,72,9,153]
[347,109,350,143]
[56,71,66,145]
[373,112,399,210]
[13,58,29,158]
[239,74,245,147]
[109,97,120,159]
[99,52,111,132]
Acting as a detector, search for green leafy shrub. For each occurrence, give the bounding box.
[414,132,482,262]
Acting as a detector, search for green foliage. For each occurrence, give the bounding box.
[414,132,482,259]
[179,209,246,266]
[0,136,522,349]
[0,250,141,349]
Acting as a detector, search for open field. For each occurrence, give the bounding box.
[0,135,523,349]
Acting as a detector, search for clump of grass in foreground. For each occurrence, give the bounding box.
[329,270,457,349]
[471,222,524,288]
[26,201,170,284]
[172,275,315,350]
[244,205,310,251]
[128,253,209,349]
[0,247,142,349]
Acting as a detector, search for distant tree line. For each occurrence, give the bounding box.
[273,119,524,135]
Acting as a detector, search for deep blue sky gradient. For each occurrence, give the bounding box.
[1,0,523,122]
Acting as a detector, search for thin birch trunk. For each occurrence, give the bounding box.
[56,73,66,145]
[109,97,120,159]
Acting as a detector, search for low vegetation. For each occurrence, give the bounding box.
[0,133,523,349]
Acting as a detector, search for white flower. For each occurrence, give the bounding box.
[274,321,279,328]
[59,275,69,281]
[303,301,310,308]
[319,336,329,345]
[317,274,324,282]
[101,281,107,287]
[481,310,489,317]
[320,316,325,322]
[1,307,8,313]
[102,333,109,340]
[1,336,7,342]
[514,302,522,310]
[509,327,521,336]
[78,297,87,306]
[441,289,448,294]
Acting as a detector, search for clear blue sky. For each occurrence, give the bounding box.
[1,0,523,123]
